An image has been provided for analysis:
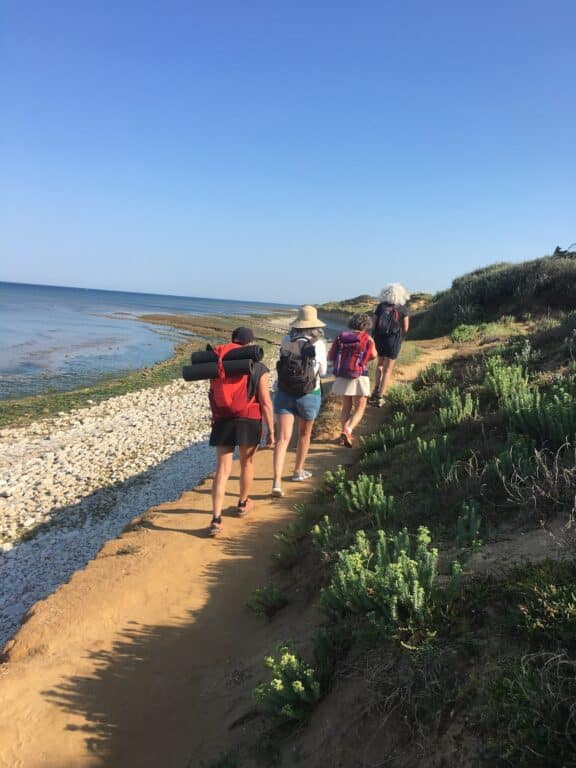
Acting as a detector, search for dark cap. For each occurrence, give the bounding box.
[231,326,255,345]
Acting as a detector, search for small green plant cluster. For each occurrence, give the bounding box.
[450,324,479,343]
[246,584,289,619]
[487,433,536,484]
[437,388,479,428]
[413,362,453,390]
[335,474,396,529]
[489,652,576,766]
[483,356,530,406]
[506,382,576,449]
[416,434,453,485]
[273,523,301,568]
[456,500,482,551]
[359,413,414,452]
[321,527,438,633]
[253,644,321,721]
[323,465,347,495]
[310,515,336,556]
[386,383,418,414]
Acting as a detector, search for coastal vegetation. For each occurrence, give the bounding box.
[223,253,576,766]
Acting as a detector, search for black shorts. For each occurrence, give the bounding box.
[374,333,402,360]
[209,417,262,447]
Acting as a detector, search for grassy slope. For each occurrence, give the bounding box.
[217,307,576,767]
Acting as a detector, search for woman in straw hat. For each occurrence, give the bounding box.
[272,305,328,497]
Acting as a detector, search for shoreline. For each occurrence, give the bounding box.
[0,311,292,649]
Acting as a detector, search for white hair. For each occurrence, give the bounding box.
[379,283,410,306]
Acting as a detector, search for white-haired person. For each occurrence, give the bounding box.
[369,283,410,407]
[272,305,328,497]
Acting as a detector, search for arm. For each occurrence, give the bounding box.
[327,338,338,362]
[367,336,378,361]
[402,315,410,335]
[257,372,275,448]
[314,340,328,377]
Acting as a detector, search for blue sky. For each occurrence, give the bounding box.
[2,1,575,304]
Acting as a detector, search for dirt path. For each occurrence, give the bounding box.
[0,339,452,768]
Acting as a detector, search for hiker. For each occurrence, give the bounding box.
[329,313,377,446]
[272,305,327,497]
[369,283,410,407]
[208,327,275,537]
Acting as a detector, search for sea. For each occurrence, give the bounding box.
[0,282,295,401]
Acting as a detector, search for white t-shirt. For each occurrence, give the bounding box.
[279,334,328,392]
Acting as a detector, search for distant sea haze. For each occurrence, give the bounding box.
[0,282,294,401]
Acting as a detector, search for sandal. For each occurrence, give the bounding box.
[209,516,223,537]
[341,430,354,448]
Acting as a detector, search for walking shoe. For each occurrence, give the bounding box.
[376,396,386,408]
[209,516,223,537]
[237,498,254,517]
[341,429,354,448]
[292,469,312,481]
[271,486,284,498]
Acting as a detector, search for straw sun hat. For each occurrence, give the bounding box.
[290,305,326,329]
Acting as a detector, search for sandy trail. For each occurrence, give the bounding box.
[0,339,452,768]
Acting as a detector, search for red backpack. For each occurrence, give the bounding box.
[208,343,261,420]
[331,332,372,379]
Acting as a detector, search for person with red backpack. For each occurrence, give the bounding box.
[369,283,410,407]
[208,327,274,537]
[328,313,377,447]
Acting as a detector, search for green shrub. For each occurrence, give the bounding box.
[253,644,321,720]
[324,465,347,495]
[416,435,453,484]
[450,324,479,343]
[487,433,536,484]
[335,474,396,529]
[310,515,336,555]
[489,652,576,766]
[413,362,453,390]
[456,500,482,551]
[273,523,302,568]
[506,382,576,449]
[437,388,479,428]
[386,383,418,414]
[483,356,530,406]
[246,584,289,619]
[321,527,439,633]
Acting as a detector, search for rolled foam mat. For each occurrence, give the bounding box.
[182,358,253,381]
[190,345,264,364]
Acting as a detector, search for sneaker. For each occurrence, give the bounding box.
[237,498,254,517]
[209,516,223,537]
[376,396,386,408]
[292,469,312,481]
[271,486,284,498]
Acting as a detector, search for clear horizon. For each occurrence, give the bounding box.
[2,2,575,304]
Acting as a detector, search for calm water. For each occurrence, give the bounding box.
[0,282,294,400]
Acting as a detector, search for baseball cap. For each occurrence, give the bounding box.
[231,326,255,345]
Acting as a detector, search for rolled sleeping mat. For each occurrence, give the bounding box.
[182,358,254,381]
[190,344,264,365]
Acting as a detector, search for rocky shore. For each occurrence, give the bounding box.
[0,377,217,648]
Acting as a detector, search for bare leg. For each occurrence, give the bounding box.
[345,395,369,434]
[294,418,314,473]
[273,413,294,488]
[340,396,353,430]
[374,358,385,394]
[239,444,258,502]
[212,446,234,519]
[380,358,397,395]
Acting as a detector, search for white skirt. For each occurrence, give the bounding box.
[331,375,371,397]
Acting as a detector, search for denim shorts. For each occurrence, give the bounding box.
[274,389,322,420]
